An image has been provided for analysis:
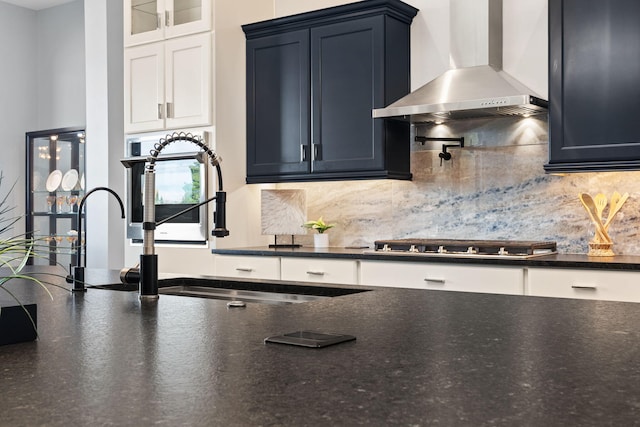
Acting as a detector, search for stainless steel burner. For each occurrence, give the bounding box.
[368,239,557,259]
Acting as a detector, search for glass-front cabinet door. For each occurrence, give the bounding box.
[126,0,162,45]
[125,0,212,46]
[26,128,85,267]
[164,0,211,38]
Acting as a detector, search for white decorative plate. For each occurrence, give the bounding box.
[61,169,79,191]
[79,173,85,190]
[45,170,63,192]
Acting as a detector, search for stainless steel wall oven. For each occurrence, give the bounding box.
[122,131,210,244]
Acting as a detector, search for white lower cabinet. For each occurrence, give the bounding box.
[212,253,640,302]
[527,268,640,302]
[214,255,280,281]
[281,258,359,285]
[360,260,525,295]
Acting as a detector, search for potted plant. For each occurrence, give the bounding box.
[1,172,54,345]
[302,217,335,248]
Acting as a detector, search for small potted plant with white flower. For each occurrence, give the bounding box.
[302,217,335,248]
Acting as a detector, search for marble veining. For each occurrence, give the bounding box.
[276,116,640,255]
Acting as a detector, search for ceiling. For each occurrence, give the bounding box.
[1,0,76,11]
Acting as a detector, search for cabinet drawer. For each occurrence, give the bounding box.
[214,255,280,281]
[281,258,358,285]
[527,268,640,302]
[360,261,524,295]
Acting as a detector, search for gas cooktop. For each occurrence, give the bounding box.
[367,239,557,259]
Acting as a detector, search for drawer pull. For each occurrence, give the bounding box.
[306,271,325,276]
[571,285,597,290]
[424,278,445,284]
[235,267,254,272]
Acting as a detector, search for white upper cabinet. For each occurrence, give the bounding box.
[124,32,213,133]
[125,0,213,47]
[124,42,164,133]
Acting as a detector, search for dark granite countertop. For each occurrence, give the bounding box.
[212,246,640,270]
[2,266,640,425]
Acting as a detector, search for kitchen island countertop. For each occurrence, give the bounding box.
[1,266,640,426]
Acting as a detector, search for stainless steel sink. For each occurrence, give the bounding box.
[158,285,326,305]
[91,277,367,305]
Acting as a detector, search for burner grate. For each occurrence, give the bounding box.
[373,239,556,258]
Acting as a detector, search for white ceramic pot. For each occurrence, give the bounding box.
[314,233,329,248]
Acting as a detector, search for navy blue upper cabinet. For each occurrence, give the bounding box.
[243,0,418,183]
[245,30,311,178]
[546,0,640,172]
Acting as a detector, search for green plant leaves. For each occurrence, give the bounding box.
[302,216,335,234]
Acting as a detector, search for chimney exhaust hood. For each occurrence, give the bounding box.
[373,0,548,123]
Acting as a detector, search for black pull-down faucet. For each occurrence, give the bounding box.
[120,132,229,299]
[66,187,125,292]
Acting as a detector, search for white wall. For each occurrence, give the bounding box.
[84,0,125,270]
[210,0,274,250]
[0,0,124,271]
[36,1,86,129]
[503,0,548,97]
[0,0,85,235]
[0,2,36,222]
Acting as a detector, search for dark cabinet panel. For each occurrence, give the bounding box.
[311,17,384,173]
[243,0,417,183]
[246,30,310,177]
[546,0,640,172]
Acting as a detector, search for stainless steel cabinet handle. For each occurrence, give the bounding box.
[306,271,325,276]
[300,144,307,162]
[166,102,173,119]
[157,103,164,119]
[156,13,162,29]
[571,285,597,290]
[312,143,320,161]
[165,10,171,27]
[235,267,254,272]
[424,278,445,284]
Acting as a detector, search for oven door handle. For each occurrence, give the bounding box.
[156,194,218,227]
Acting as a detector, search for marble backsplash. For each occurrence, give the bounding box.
[273,116,640,255]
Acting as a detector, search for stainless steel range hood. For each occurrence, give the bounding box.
[373,0,548,123]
